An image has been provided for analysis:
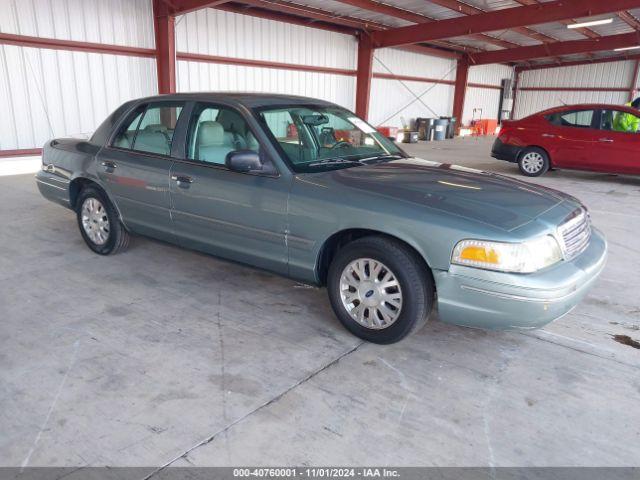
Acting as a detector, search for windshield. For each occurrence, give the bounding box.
[256,105,405,173]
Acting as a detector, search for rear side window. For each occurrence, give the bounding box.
[546,110,595,128]
[113,103,184,156]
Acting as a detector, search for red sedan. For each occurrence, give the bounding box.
[492,104,640,176]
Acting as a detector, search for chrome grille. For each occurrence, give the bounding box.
[557,208,591,260]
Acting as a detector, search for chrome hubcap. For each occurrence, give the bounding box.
[521,152,544,173]
[81,197,110,245]
[339,258,403,330]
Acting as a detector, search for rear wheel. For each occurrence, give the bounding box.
[327,236,434,344]
[518,147,549,177]
[76,186,129,255]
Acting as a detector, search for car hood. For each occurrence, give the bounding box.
[302,157,575,231]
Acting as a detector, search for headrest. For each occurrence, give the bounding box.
[217,110,245,134]
[197,121,224,147]
[143,124,167,133]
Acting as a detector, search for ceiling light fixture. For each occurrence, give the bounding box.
[567,18,613,29]
[614,45,640,51]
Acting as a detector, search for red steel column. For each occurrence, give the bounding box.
[153,0,176,94]
[630,59,640,102]
[355,33,374,120]
[511,68,521,120]
[452,59,469,134]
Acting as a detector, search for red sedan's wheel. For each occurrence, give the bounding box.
[518,147,550,177]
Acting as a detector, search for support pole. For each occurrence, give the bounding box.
[153,0,176,94]
[629,59,640,102]
[511,69,521,120]
[452,59,469,135]
[355,33,374,120]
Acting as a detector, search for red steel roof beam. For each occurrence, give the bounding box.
[618,10,640,30]
[335,0,520,49]
[171,0,233,15]
[511,0,601,39]
[474,31,640,65]
[516,51,640,71]
[215,2,359,35]
[371,0,640,48]
[222,1,463,57]
[425,0,557,44]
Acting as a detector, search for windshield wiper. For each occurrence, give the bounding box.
[356,154,404,162]
[307,158,364,167]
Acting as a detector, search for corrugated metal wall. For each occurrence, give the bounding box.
[369,48,456,127]
[1,1,512,150]
[175,9,357,110]
[175,10,505,129]
[0,0,154,47]
[463,64,514,124]
[514,61,635,119]
[0,0,156,151]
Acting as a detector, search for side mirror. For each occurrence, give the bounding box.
[226,150,262,173]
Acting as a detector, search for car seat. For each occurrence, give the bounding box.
[134,124,171,155]
[196,121,234,164]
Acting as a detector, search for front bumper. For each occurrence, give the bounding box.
[491,137,521,163]
[433,228,607,330]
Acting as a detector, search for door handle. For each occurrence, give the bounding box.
[599,138,614,143]
[541,133,556,138]
[101,161,117,171]
[171,174,194,187]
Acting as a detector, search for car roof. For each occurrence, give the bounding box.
[535,103,638,116]
[132,92,340,109]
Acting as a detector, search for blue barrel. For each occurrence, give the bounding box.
[433,119,449,141]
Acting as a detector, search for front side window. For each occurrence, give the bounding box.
[187,105,260,165]
[601,109,640,133]
[546,110,595,129]
[113,103,183,155]
[257,105,404,173]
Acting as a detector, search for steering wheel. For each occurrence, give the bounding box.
[330,141,352,150]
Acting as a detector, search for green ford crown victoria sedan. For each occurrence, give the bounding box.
[36,93,607,344]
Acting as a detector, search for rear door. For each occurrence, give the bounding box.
[544,109,600,169]
[169,102,289,274]
[595,108,640,174]
[97,102,186,242]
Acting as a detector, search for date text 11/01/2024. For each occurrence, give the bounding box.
[233,468,400,478]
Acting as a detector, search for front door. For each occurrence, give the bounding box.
[97,102,186,242]
[595,108,640,174]
[169,103,289,274]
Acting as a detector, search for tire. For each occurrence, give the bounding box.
[518,147,549,177]
[76,185,129,255]
[327,236,434,344]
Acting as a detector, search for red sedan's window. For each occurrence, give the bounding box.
[600,109,640,133]
[546,110,594,129]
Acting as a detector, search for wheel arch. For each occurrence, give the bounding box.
[519,145,553,167]
[315,228,434,288]
[68,176,125,225]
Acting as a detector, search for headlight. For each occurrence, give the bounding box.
[451,235,563,273]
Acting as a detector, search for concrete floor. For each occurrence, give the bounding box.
[1,136,639,469]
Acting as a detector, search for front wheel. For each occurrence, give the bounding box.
[327,236,434,344]
[518,147,549,177]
